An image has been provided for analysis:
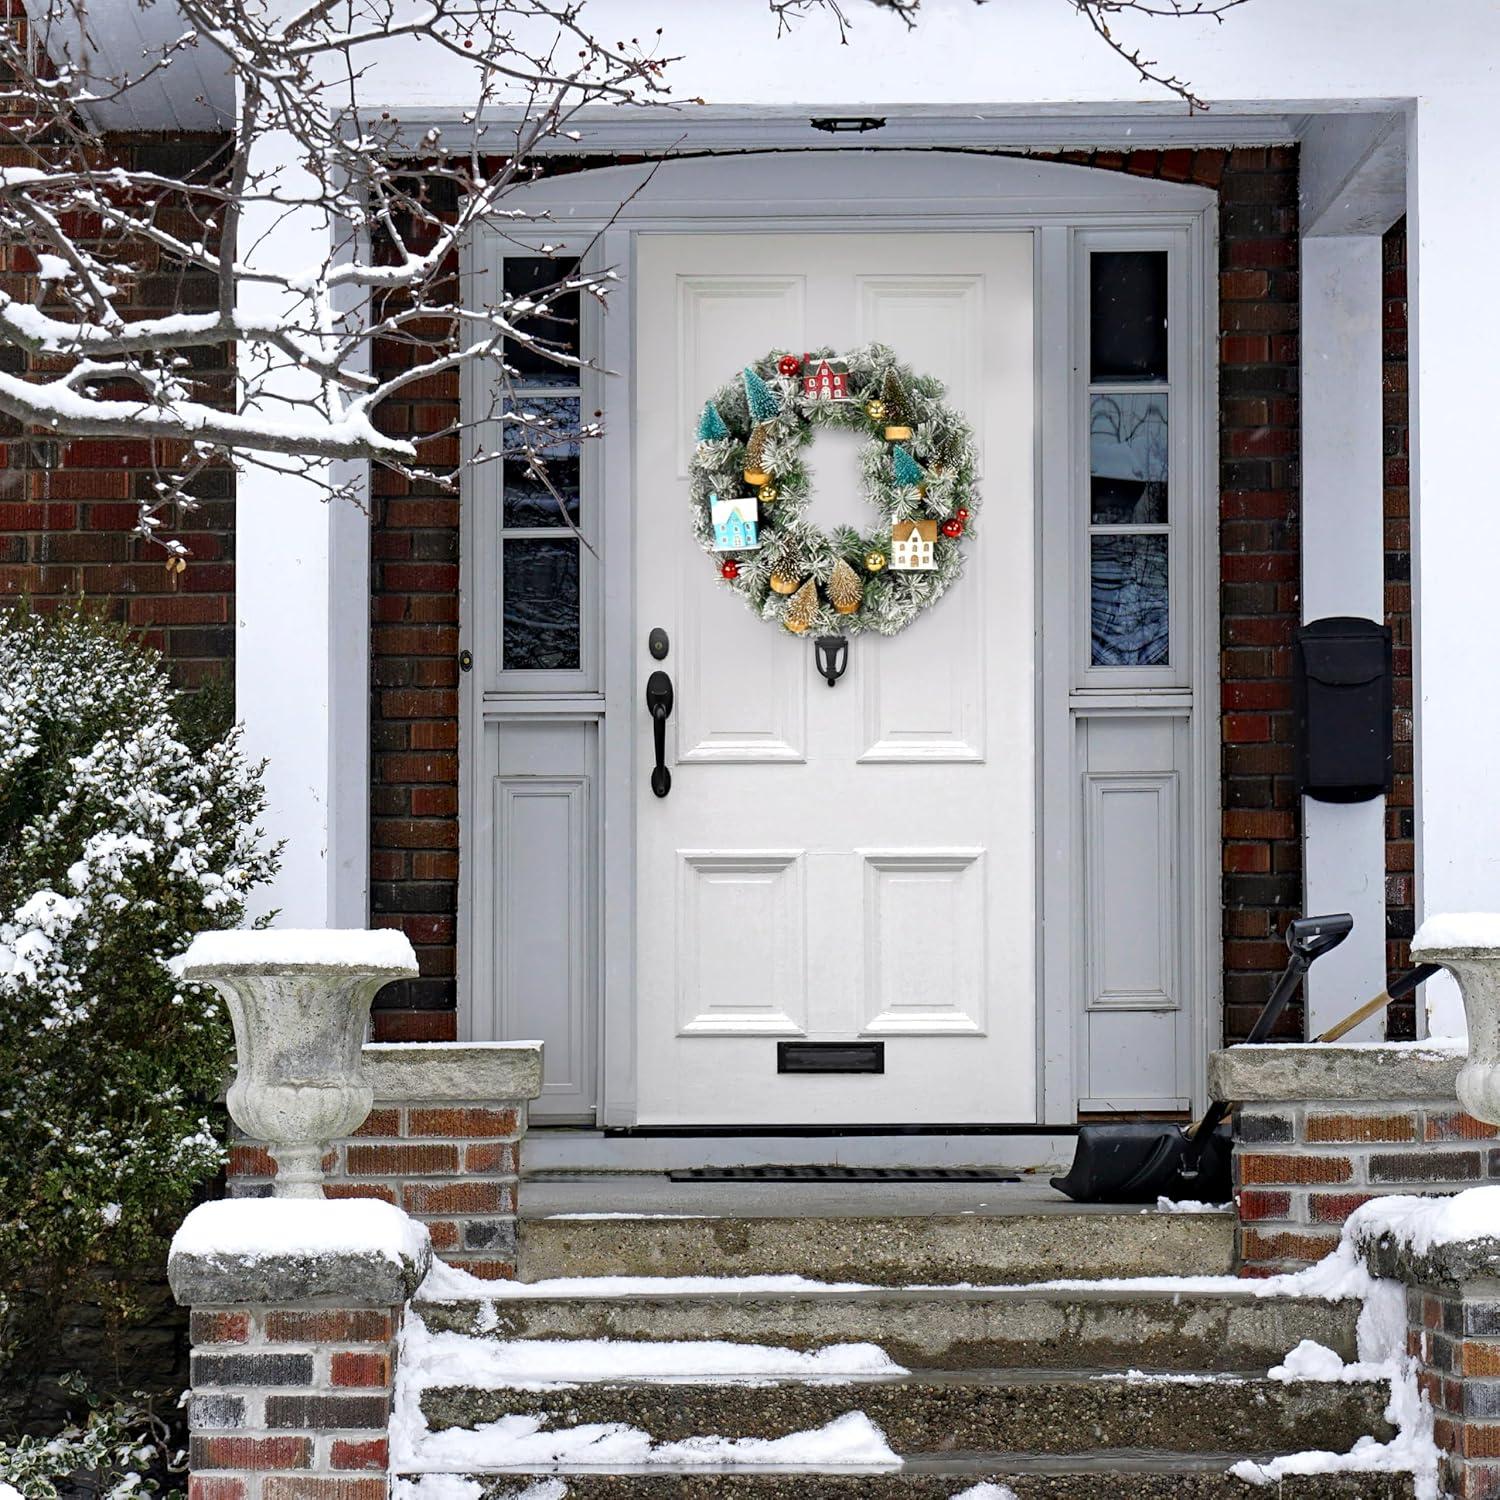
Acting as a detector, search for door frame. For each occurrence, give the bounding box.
[458,149,1220,1128]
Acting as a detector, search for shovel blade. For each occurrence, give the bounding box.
[1050,1123,1233,1205]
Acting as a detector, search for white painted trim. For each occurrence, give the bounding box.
[461,149,1219,1124]
[379,101,1410,159]
[1301,111,1408,237]
[1298,233,1390,1035]
[235,130,369,930]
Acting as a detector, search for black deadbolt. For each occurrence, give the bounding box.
[648,627,670,661]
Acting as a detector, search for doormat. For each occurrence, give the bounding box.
[666,1166,1022,1183]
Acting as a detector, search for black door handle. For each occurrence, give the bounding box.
[646,669,673,798]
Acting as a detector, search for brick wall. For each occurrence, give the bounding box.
[0,134,235,686]
[228,1101,524,1281]
[1234,1100,1498,1275]
[1383,218,1416,1039]
[366,143,1309,1046]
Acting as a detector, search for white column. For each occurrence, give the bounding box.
[1299,235,1389,1037]
[235,129,369,928]
[1409,98,1500,1038]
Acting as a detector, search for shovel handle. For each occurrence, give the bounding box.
[1313,964,1442,1043]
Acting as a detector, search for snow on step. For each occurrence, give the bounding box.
[403,1311,906,1390]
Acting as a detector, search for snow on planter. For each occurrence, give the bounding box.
[181,926,418,972]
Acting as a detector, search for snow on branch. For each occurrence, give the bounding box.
[0,0,676,549]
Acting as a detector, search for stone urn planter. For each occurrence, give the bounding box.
[1412,914,1500,1126]
[181,929,419,1197]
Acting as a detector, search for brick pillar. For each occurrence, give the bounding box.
[1357,1210,1500,1498]
[170,1201,431,1500]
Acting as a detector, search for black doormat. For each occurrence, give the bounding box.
[666,1165,1022,1183]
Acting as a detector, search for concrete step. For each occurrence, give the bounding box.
[420,1370,1393,1459]
[516,1210,1234,1285]
[418,1287,1359,1372]
[399,1463,1414,1499]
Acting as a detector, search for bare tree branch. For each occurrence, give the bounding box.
[775,0,1244,108]
[0,0,1244,558]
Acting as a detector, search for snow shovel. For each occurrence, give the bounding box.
[1050,912,1355,1205]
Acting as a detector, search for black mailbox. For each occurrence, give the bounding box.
[1294,616,1392,803]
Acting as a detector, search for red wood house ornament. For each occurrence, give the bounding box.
[801,356,850,402]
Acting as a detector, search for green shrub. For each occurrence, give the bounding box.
[0,608,278,1420]
[0,1375,181,1499]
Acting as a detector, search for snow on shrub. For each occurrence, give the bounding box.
[0,608,277,1413]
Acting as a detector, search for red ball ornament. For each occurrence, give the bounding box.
[777,355,802,377]
[955,506,970,523]
[941,518,964,539]
[720,559,740,580]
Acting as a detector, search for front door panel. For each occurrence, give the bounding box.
[634,232,1034,1125]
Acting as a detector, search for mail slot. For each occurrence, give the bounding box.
[1294,616,1392,803]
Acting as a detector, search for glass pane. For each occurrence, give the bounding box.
[1090,393,1168,524]
[503,538,580,671]
[503,397,582,528]
[1090,251,1169,384]
[503,255,582,386]
[1091,533,1169,667]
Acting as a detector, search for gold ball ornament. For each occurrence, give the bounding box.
[865,399,886,422]
[760,484,778,504]
[769,571,801,595]
[864,550,888,573]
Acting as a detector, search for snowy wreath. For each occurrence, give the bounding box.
[689,344,980,637]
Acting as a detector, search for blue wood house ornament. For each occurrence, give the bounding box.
[711,491,760,550]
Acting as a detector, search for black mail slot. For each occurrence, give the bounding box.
[1295,616,1392,803]
[777,1042,885,1074]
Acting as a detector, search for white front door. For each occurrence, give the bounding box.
[633,232,1035,1126]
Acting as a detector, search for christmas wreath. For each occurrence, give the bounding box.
[689,344,980,637]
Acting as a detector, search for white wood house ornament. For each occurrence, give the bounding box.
[891,518,937,571]
[711,492,760,551]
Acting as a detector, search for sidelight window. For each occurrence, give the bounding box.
[1085,247,1174,672]
[492,254,594,683]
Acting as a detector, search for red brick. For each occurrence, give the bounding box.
[229,1145,276,1178]
[450,1258,518,1280]
[262,1310,395,1343]
[1237,1153,1353,1185]
[191,1480,246,1500]
[464,1142,520,1174]
[262,1481,387,1500]
[344,1143,458,1176]
[330,1352,391,1388]
[1240,1227,1341,1263]
[371,1010,458,1042]
[192,1436,310,1471]
[1305,1112,1419,1143]
[407,1106,520,1139]
[323,1183,398,1205]
[351,1108,402,1139]
[330,1438,389,1472]
[424,1219,461,1250]
[191,1311,252,1345]
[403,1180,516,1215]
[1309,1191,1383,1223]
[1235,1189,1292,1222]
[1427,1112,1500,1142]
